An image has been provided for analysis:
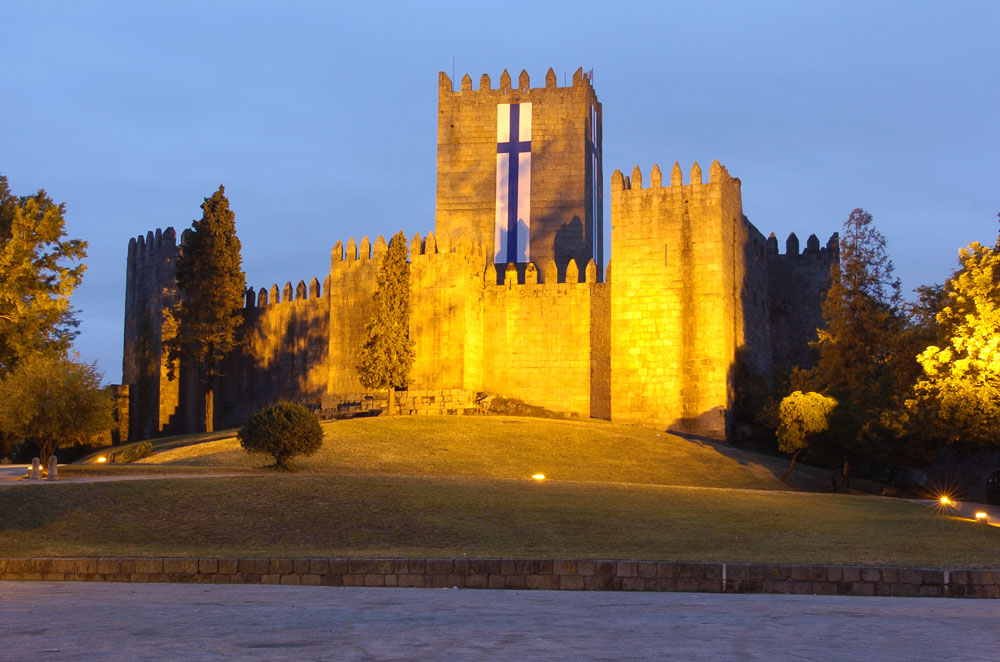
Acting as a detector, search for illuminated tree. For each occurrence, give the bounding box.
[357,231,414,414]
[908,216,1000,446]
[0,174,87,374]
[167,186,246,432]
[777,391,837,481]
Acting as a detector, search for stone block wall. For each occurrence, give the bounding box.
[408,231,485,392]
[435,67,602,274]
[3,557,997,599]
[214,277,331,428]
[767,232,839,371]
[325,236,382,395]
[482,259,609,418]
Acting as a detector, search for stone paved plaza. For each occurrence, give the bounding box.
[2,582,997,661]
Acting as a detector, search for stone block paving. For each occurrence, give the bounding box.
[2,581,998,661]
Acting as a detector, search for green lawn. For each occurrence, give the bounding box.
[5,415,985,566]
[1,474,995,567]
[128,416,831,492]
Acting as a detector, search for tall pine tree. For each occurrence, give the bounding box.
[794,208,906,485]
[167,186,246,432]
[357,231,414,414]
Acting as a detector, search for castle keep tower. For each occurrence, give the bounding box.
[435,67,603,280]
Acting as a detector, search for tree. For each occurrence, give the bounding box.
[167,186,246,432]
[0,354,111,469]
[238,401,323,470]
[0,174,87,374]
[357,231,414,414]
[908,215,1000,446]
[777,391,837,481]
[793,208,907,484]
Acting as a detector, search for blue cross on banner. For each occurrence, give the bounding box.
[495,103,532,263]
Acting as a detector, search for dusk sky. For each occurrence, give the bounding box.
[3,0,997,382]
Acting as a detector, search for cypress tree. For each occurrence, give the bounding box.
[168,186,246,432]
[357,231,414,414]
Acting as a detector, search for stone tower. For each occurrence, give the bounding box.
[609,161,772,437]
[122,228,182,440]
[435,67,603,281]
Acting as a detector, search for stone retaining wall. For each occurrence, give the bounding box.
[2,558,998,599]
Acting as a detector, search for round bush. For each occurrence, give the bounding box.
[237,401,323,470]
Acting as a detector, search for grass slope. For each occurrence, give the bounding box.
[131,416,814,491]
[1,475,996,567]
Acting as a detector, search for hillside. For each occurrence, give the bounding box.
[128,415,827,492]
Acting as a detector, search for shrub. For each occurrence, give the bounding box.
[238,401,323,470]
[114,441,153,463]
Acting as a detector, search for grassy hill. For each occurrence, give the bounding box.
[127,416,826,491]
[5,415,995,566]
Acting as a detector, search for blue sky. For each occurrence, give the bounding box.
[3,0,997,381]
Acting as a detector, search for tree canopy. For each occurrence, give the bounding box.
[167,186,246,432]
[0,175,87,374]
[793,208,909,476]
[357,231,414,413]
[777,390,837,481]
[0,353,111,468]
[908,216,1000,446]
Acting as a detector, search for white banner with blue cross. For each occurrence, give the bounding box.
[494,102,532,263]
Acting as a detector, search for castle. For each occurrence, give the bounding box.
[121,67,837,441]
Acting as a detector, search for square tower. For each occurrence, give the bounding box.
[435,67,603,280]
[609,161,769,438]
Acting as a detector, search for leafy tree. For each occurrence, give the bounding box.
[238,401,323,470]
[167,186,246,432]
[0,174,87,374]
[0,354,111,470]
[908,215,1000,446]
[777,391,837,481]
[793,208,907,484]
[357,231,414,414]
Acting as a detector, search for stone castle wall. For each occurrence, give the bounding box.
[215,276,331,429]
[482,259,609,417]
[766,232,839,372]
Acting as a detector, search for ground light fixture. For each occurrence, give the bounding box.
[939,495,952,506]
[531,474,545,481]
[96,456,107,463]
[975,511,988,524]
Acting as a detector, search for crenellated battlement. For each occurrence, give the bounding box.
[765,231,840,258]
[246,272,329,309]
[330,229,480,266]
[611,160,737,193]
[485,258,602,286]
[127,226,179,260]
[439,66,593,95]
